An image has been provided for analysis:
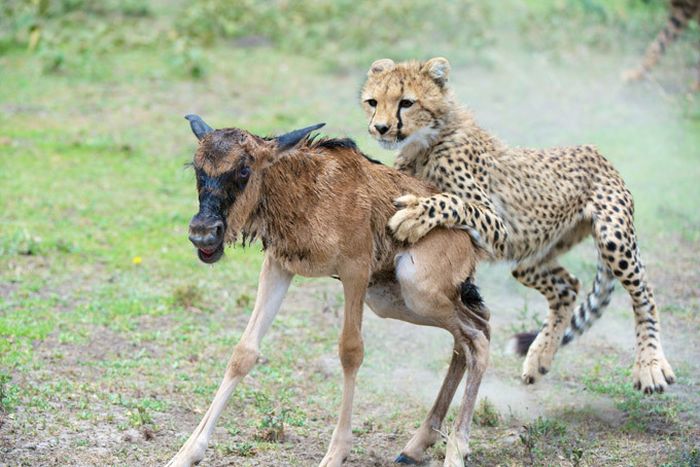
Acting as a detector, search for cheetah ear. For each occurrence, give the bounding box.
[368,58,395,76]
[424,57,450,86]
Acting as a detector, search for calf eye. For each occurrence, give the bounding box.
[366,99,377,107]
[240,167,251,179]
[399,99,414,108]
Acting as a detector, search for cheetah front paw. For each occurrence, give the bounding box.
[389,195,435,244]
[633,353,675,394]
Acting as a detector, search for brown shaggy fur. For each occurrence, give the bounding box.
[168,122,489,467]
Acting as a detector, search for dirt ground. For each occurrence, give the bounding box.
[2,16,700,467]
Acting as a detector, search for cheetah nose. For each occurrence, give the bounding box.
[374,124,390,135]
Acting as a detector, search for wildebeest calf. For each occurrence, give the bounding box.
[167,115,489,467]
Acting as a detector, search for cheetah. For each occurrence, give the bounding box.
[622,0,700,90]
[360,57,675,394]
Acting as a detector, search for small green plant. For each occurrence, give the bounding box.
[473,397,500,427]
[679,447,700,466]
[172,283,203,309]
[127,405,152,427]
[168,38,207,79]
[236,292,253,309]
[566,445,585,467]
[0,229,44,256]
[510,299,542,334]
[519,417,567,465]
[255,409,285,443]
[0,372,20,413]
[227,441,256,457]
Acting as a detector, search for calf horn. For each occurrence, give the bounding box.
[276,123,326,150]
[185,114,215,140]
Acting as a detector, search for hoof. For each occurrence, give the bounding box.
[395,453,418,464]
[538,366,549,375]
[523,375,535,385]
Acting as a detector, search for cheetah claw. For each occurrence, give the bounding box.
[389,208,433,244]
[388,195,435,243]
[393,194,420,209]
[633,354,675,394]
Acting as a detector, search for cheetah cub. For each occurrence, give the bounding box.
[622,0,700,91]
[361,57,675,395]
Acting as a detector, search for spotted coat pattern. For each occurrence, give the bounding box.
[622,0,700,90]
[361,57,675,393]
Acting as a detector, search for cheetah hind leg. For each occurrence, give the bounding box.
[512,261,580,384]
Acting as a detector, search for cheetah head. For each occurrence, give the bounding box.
[361,57,451,151]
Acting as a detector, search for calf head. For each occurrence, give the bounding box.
[185,114,324,263]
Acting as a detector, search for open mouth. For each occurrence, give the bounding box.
[197,243,224,264]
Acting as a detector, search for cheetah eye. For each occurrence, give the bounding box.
[366,99,377,107]
[399,99,414,109]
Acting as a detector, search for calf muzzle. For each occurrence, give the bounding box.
[188,213,225,263]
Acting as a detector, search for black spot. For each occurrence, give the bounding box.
[606,241,617,252]
[619,260,628,270]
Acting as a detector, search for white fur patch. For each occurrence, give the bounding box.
[377,126,439,152]
[397,127,439,151]
[394,252,416,282]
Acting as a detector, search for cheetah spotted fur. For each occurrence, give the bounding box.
[361,57,675,394]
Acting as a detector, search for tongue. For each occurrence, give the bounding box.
[200,248,215,256]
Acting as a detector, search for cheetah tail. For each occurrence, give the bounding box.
[561,263,615,346]
[507,262,616,357]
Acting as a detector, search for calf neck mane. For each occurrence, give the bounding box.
[240,136,435,275]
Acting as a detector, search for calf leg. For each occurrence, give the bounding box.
[319,269,369,467]
[395,343,467,464]
[445,320,490,466]
[166,254,293,467]
[365,281,467,464]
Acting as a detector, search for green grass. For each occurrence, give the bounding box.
[582,356,683,432]
[1,0,699,465]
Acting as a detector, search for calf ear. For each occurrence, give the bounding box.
[185,114,214,140]
[275,123,326,151]
[423,57,450,86]
[367,58,395,76]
